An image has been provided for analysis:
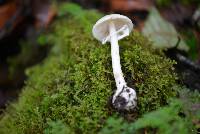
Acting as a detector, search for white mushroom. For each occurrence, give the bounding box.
[92,14,137,111]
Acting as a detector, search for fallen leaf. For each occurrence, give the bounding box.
[108,0,153,12]
[142,7,189,51]
[31,0,56,28]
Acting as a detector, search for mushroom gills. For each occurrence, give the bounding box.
[102,25,130,44]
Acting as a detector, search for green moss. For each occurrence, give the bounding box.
[0,3,178,134]
[100,89,200,134]
[44,119,73,134]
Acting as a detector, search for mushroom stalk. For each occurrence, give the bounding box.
[109,21,137,111]
[109,21,126,89]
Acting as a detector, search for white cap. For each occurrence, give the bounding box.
[92,14,133,44]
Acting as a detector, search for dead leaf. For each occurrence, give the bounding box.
[107,0,153,12]
[0,1,17,29]
[31,0,56,28]
[142,7,189,51]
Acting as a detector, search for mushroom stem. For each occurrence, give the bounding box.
[109,21,137,111]
[109,21,126,89]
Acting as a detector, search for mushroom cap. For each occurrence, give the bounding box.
[92,14,133,43]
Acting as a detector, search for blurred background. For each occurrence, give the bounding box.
[0,0,199,110]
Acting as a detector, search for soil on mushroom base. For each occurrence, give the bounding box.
[0,3,178,134]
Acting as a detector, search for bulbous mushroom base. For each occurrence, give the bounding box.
[112,86,137,111]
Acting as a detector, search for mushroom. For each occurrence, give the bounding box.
[92,14,137,111]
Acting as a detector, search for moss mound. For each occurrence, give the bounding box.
[100,89,200,134]
[0,3,177,134]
